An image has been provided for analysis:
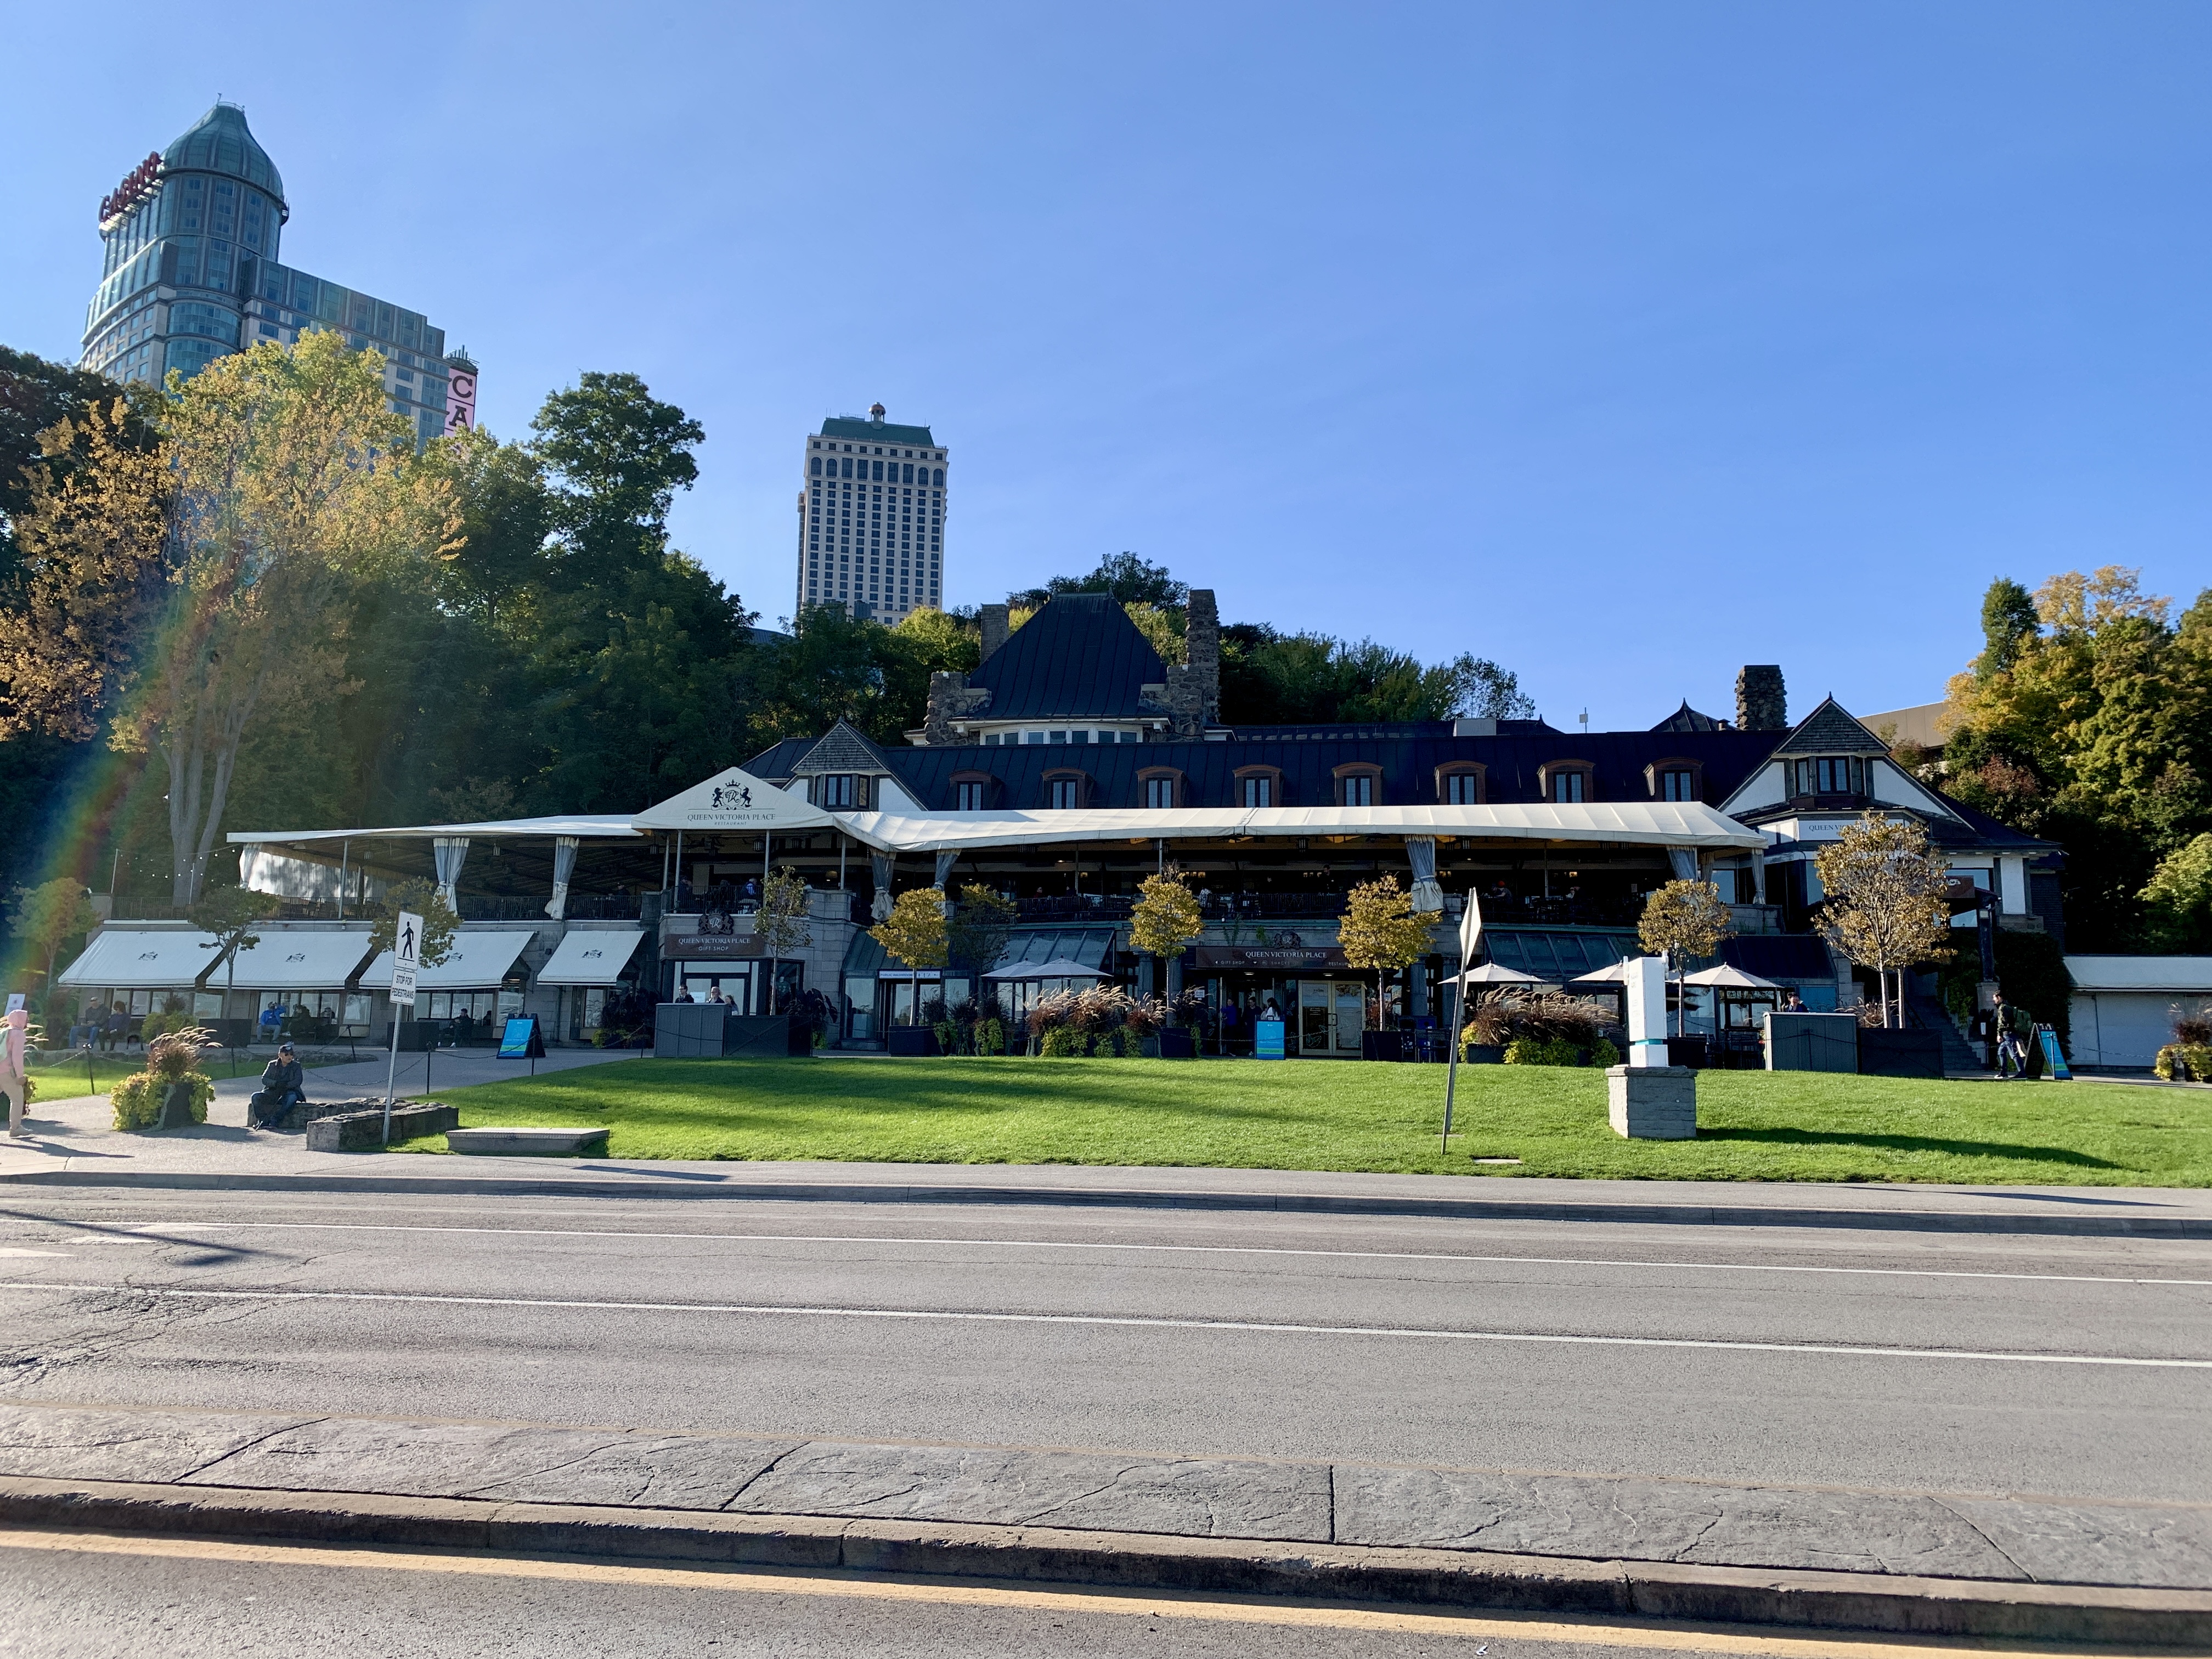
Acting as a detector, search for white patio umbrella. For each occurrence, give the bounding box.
[1446,962,1555,989]
[1680,964,1781,990]
[983,958,1110,981]
[1565,960,1635,984]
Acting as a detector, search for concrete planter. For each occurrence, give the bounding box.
[887,1026,939,1057]
[724,1015,810,1058]
[1764,1012,1859,1072]
[1606,1065,1697,1139]
[1461,1044,1505,1065]
[1155,1028,1195,1059]
[307,1103,458,1152]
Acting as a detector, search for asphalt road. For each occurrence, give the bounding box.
[2,1190,2208,1503]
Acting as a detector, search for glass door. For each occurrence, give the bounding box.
[1331,983,1365,1054]
[1297,981,1330,1054]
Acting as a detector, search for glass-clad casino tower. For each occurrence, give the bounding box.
[82,103,470,447]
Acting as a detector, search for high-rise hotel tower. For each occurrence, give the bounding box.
[82,103,470,447]
[797,406,949,622]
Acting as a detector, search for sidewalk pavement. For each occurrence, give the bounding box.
[1,1403,2205,1639]
[4,1048,2210,1235]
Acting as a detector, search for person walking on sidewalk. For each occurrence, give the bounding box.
[3,1006,30,1138]
[1992,991,2032,1080]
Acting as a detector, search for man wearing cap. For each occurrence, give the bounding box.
[250,1042,307,1130]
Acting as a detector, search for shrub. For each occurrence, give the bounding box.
[1503,1036,1583,1067]
[112,1027,221,1129]
[974,1018,1006,1057]
[1040,1025,1087,1057]
[1589,1037,1621,1068]
[932,1018,961,1055]
[2155,1044,2212,1082]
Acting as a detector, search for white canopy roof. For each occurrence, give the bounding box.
[229,814,640,847]
[828,801,1763,854]
[362,929,535,990]
[535,929,646,986]
[2067,955,2212,994]
[217,928,376,989]
[58,929,223,989]
[1566,960,1637,984]
[633,768,833,832]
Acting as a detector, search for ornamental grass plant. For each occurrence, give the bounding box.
[110,1026,216,1130]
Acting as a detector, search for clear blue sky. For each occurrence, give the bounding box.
[7,3,2207,729]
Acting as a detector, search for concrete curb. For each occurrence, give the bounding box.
[4,1475,2208,1644]
[3,1166,2210,1236]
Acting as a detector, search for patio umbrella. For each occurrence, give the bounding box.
[983,958,1110,980]
[1680,964,1781,990]
[1565,960,1636,984]
[1446,962,1554,988]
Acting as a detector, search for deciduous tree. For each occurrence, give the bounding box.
[1638,879,1735,1034]
[1129,868,1204,994]
[1338,875,1434,1031]
[7,876,98,994]
[1812,814,1954,1028]
[755,866,814,1014]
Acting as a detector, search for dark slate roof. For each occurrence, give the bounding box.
[1771,697,1890,757]
[969,594,1167,721]
[790,720,896,777]
[820,416,937,447]
[843,924,1115,976]
[827,727,1778,814]
[1652,701,1726,733]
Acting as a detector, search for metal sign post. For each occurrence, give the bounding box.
[1442,890,1485,1149]
[382,910,421,1144]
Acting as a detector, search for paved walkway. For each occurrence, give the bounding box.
[2,1402,2205,1592]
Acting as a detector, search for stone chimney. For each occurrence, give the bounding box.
[979,603,1009,663]
[1736,665,1786,732]
[923,670,990,746]
[1164,588,1221,740]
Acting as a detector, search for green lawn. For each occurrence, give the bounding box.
[401,1058,2212,1186]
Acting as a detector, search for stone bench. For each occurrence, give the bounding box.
[444,1126,611,1157]
[305,1103,459,1152]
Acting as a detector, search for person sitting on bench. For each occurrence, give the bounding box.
[250,1042,306,1128]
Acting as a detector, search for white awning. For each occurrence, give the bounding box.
[217,928,377,989]
[228,814,641,847]
[362,929,535,990]
[828,801,1765,854]
[535,929,645,986]
[58,929,223,989]
[2066,955,2212,994]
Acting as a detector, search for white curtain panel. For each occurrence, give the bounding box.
[871,851,895,922]
[433,837,469,912]
[544,835,580,919]
[1404,837,1443,913]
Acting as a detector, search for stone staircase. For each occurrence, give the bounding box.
[1906,992,1987,1075]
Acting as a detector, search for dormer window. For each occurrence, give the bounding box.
[1790,757,1867,798]
[814,774,868,809]
[1334,764,1382,806]
[1539,761,1594,803]
[1647,759,1703,803]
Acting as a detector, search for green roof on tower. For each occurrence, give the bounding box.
[820,405,936,448]
[162,102,285,206]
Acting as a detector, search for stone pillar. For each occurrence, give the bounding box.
[1607,1065,1697,1139]
[980,603,1010,662]
[1735,665,1786,732]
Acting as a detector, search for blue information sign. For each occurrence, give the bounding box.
[498,1016,546,1060]
[1254,1018,1286,1060]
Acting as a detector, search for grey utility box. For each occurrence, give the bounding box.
[1607,1064,1697,1139]
[1764,1012,1859,1073]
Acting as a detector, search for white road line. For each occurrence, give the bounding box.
[2,1280,2205,1368]
[50,1220,2212,1289]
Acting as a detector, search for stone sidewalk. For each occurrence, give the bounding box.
[1,1402,2207,1593]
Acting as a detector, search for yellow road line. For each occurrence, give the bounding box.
[0,1528,2163,1658]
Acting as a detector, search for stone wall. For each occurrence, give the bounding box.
[1164,587,1221,738]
